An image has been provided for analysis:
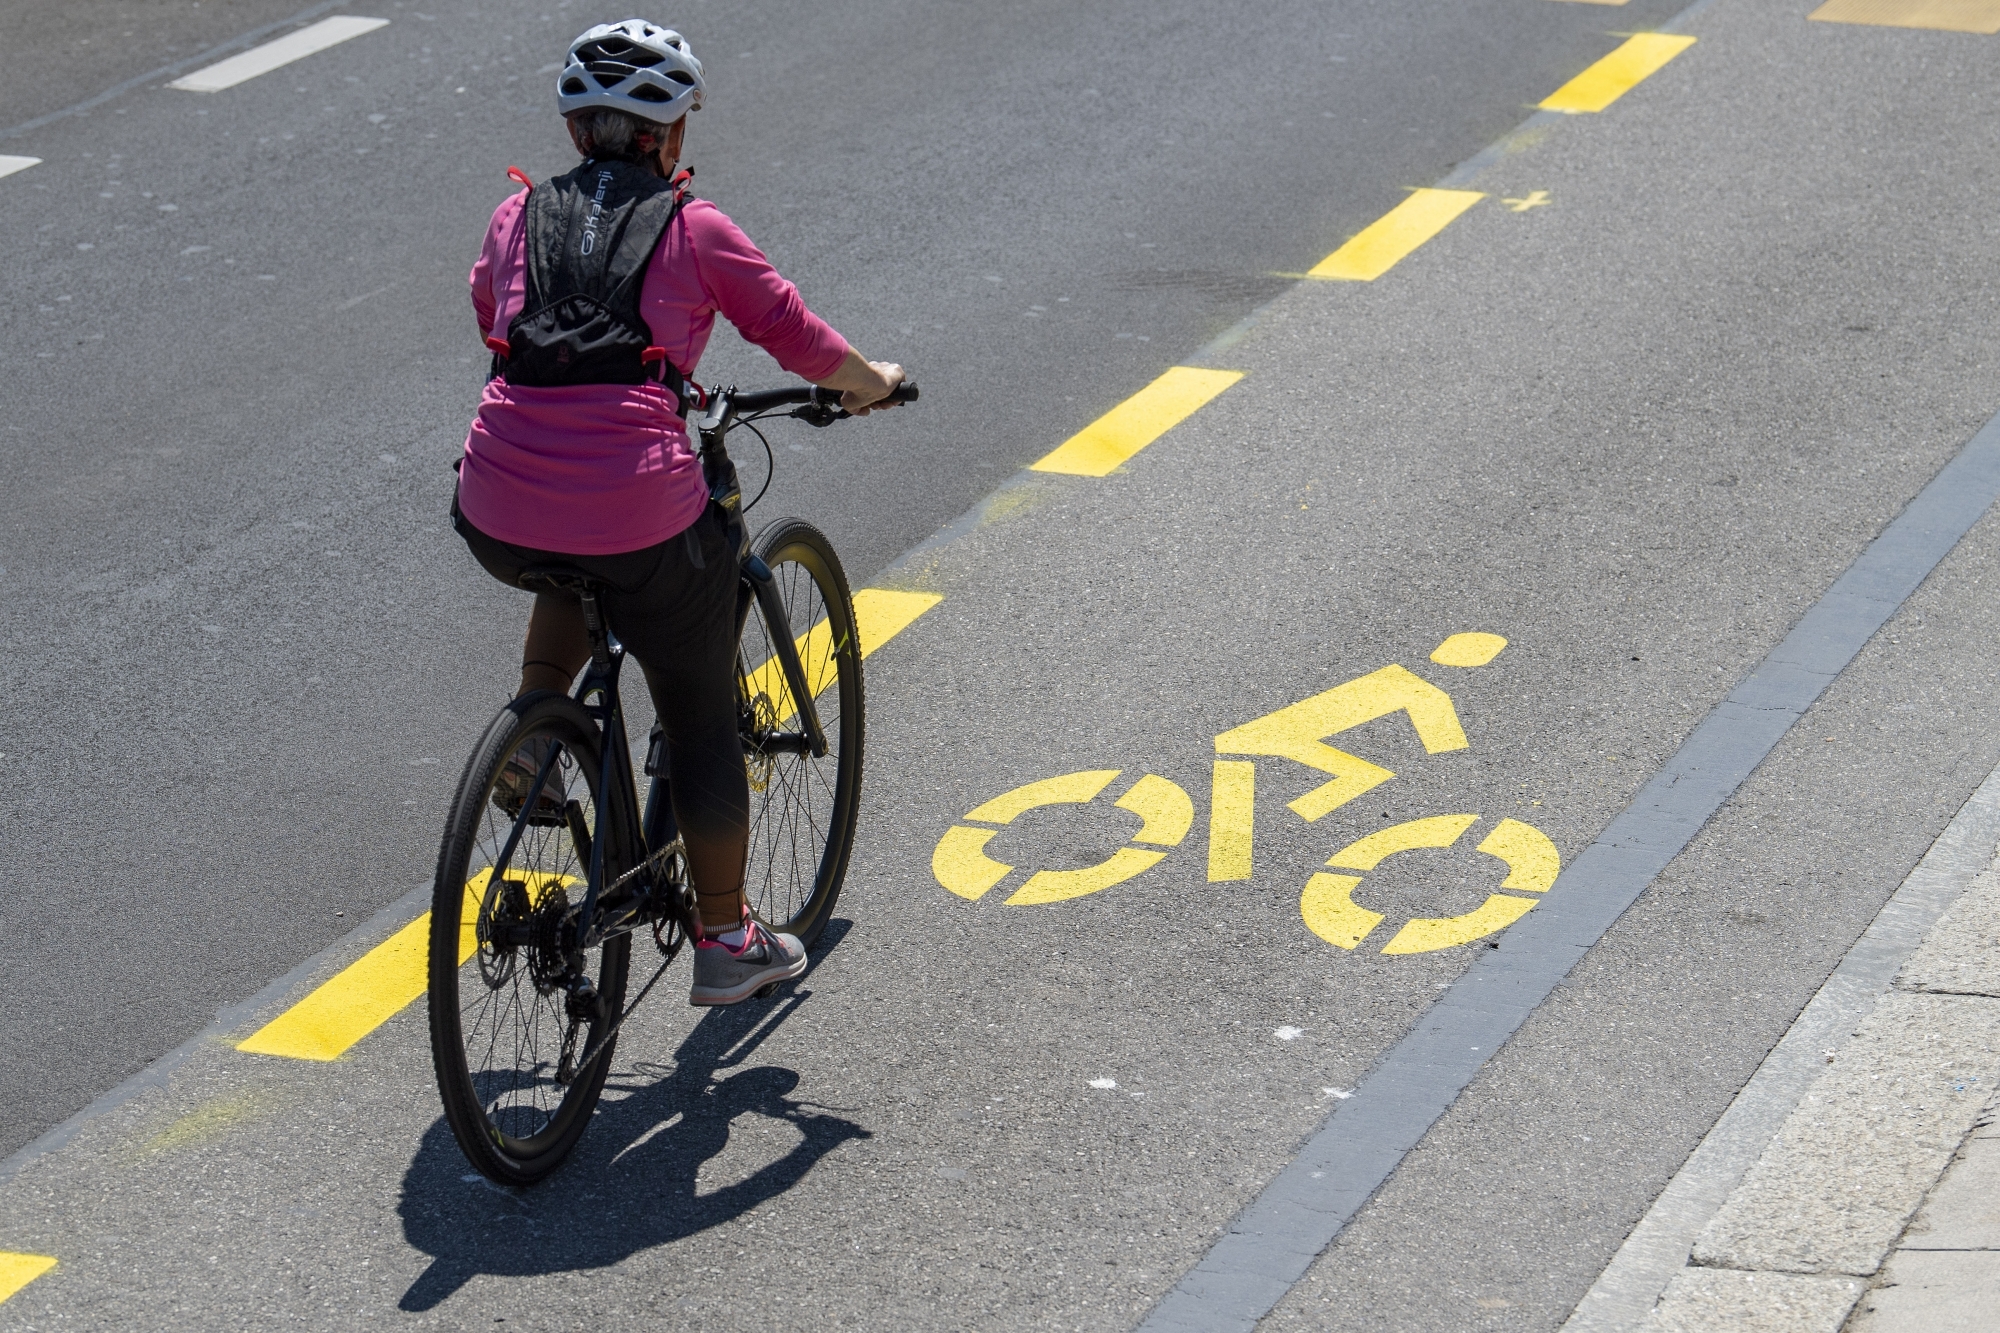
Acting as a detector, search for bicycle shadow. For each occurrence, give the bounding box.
[396,919,868,1312]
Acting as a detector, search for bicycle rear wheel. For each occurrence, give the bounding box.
[428,691,632,1186]
[737,518,865,946]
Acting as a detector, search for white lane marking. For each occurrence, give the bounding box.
[168,17,389,93]
[0,156,41,180]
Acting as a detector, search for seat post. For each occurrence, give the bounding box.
[576,588,614,671]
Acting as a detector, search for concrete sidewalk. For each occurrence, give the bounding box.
[1568,765,2000,1332]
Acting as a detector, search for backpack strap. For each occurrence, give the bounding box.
[637,173,697,414]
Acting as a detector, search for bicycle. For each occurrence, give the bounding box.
[427,376,919,1185]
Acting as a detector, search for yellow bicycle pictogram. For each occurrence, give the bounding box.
[928,631,1562,954]
[932,769,1194,905]
[1301,813,1560,954]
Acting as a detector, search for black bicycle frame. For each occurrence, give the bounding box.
[489,482,833,950]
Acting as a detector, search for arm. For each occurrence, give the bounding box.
[469,192,528,340]
[813,348,905,415]
[688,203,904,412]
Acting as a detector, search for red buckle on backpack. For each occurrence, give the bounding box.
[506,166,532,189]
[485,336,510,357]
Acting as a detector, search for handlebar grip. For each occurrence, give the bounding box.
[888,380,919,403]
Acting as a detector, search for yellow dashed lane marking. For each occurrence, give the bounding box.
[1809,0,2000,31]
[237,907,458,1061]
[238,590,941,1062]
[1030,367,1244,476]
[744,589,943,725]
[1540,33,1697,114]
[1306,188,1485,282]
[0,1253,56,1304]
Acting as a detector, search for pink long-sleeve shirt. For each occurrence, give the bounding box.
[456,187,850,555]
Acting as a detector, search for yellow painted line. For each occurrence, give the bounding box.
[933,826,1014,900]
[1030,367,1244,477]
[1430,631,1508,667]
[1327,813,1479,871]
[966,769,1120,823]
[237,909,447,1061]
[855,588,943,655]
[1540,33,1697,114]
[1305,189,1485,282]
[1301,872,1382,950]
[1116,774,1195,846]
[746,588,942,725]
[240,593,943,1062]
[1381,893,1539,954]
[0,1253,55,1304]
[1478,818,1561,893]
[237,871,562,1061]
[1214,664,1468,822]
[1207,759,1256,882]
[1006,847,1167,906]
[1809,0,2000,32]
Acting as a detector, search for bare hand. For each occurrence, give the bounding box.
[841,360,905,416]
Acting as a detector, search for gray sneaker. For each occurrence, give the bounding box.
[689,918,808,1006]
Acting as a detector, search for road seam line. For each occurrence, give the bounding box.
[0,879,432,1188]
[168,16,390,94]
[0,0,352,142]
[1135,393,2000,1332]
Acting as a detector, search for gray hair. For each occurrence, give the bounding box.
[568,108,675,161]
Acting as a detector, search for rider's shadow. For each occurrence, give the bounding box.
[396,921,869,1312]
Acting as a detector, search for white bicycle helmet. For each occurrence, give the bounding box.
[556,20,704,123]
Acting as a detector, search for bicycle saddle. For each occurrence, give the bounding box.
[516,564,607,596]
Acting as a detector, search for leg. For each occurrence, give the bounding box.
[638,637,749,936]
[518,592,590,696]
[454,503,593,698]
[585,511,749,934]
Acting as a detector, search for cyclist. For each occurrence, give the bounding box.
[451,19,903,1005]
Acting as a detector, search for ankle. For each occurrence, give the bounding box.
[700,910,749,947]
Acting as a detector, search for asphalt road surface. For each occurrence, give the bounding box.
[4,0,2000,1329]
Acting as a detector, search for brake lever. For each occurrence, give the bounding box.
[791,403,849,428]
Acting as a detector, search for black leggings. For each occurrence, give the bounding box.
[455,500,748,874]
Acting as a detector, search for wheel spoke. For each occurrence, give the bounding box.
[736,526,861,941]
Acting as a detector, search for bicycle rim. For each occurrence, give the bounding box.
[428,694,632,1185]
[737,518,864,944]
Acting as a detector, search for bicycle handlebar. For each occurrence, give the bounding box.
[724,379,920,415]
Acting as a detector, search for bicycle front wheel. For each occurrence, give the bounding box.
[428,691,632,1186]
[737,518,865,946]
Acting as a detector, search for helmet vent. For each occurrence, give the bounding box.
[628,83,672,102]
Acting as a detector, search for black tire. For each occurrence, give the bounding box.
[428,692,632,1186]
[737,518,865,946]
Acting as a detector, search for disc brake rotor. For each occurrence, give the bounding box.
[476,875,532,989]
